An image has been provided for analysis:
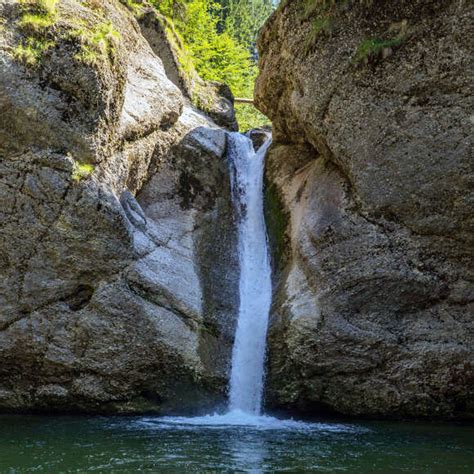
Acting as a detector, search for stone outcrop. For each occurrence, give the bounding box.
[256,0,473,418]
[0,0,238,413]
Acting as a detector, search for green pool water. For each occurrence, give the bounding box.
[1,414,473,472]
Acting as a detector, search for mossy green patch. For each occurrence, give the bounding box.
[191,83,214,112]
[72,162,94,182]
[19,0,59,15]
[353,37,403,64]
[38,0,58,15]
[71,21,121,65]
[264,180,290,274]
[13,37,53,65]
[161,15,197,84]
[19,12,56,30]
[13,0,122,68]
[304,16,333,51]
[14,0,59,66]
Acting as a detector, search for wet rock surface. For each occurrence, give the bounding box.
[256,0,474,419]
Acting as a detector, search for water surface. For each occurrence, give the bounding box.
[1,414,473,472]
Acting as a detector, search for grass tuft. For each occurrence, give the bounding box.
[14,0,59,66]
[120,0,144,16]
[19,0,59,15]
[72,162,94,181]
[13,0,121,67]
[13,37,53,65]
[37,0,59,15]
[71,21,121,65]
[353,37,403,64]
[19,12,56,30]
[304,16,333,51]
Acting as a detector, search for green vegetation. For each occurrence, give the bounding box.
[190,83,215,112]
[71,21,121,65]
[12,0,274,128]
[264,181,289,273]
[13,0,122,67]
[14,0,59,65]
[150,0,274,130]
[235,102,270,131]
[72,162,94,182]
[304,16,332,50]
[18,0,59,29]
[119,0,144,16]
[24,0,59,15]
[19,12,56,30]
[353,37,403,64]
[219,0,274,49]
[13,36,53,65]
[354,19,408,64]
[281,0,407,64]
[180,3,250,89]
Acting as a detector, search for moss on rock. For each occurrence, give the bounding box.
[264,179,290,277]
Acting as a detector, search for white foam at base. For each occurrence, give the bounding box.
[137,411,363,433]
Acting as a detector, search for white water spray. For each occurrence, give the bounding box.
[148,132,358,430]
[150,131,305,427]
[227,132,272,416]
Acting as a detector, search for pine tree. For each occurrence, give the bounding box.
[220,0,273,52]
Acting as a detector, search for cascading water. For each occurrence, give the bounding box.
[151,131,313,427]
[227,132,272,416]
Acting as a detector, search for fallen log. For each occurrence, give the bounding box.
[234,98,254,104]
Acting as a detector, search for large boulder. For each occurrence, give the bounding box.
[0,0,238,413]
[256,0,473,418]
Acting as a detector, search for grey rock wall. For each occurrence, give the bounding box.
[256,0,474,419]
[0,0,238,413]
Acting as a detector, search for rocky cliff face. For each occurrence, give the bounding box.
[256,0,473,418]
[0,0,238,413]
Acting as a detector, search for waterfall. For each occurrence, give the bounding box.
[153,131,315,426]
[227,132,272,415]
